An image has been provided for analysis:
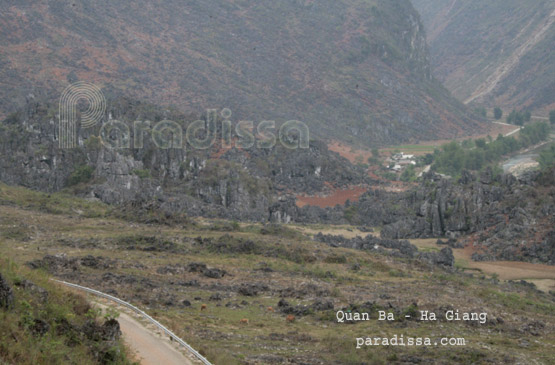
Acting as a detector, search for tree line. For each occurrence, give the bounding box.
[431,122,550,177]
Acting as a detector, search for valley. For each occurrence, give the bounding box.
[412,0,555,112]
[0,0,554,363]
[1,184,554,364]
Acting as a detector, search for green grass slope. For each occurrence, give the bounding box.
[0,261,134,364]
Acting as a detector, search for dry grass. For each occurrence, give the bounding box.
[1,184,554,364]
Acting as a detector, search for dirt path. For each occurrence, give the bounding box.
[491,121,521,137]
[466,261,555,293]
[94,302,194,365]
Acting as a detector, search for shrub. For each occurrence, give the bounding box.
[400,165,416,182]
[538,143,555,170]
[344,205,359,224]
[507,109,530,125]
[324,254,348,264]
[132,169,151,179]
[67,165,94,186]
[494,107,502,120]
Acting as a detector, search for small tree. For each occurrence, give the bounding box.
[423,153,434,165]
[549,110,555,124]
[400,165,416,182]
[493,107,502,120]
[508,110,524,126]
[67,165,94,186]
[524,110,531,122]
[475,138,487,149]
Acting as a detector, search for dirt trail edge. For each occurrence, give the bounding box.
[95,302,193,365]
[53,280,210,365]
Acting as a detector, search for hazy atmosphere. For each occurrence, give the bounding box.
[0,1,553,364]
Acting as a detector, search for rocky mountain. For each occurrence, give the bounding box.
[0,97,367,221]
[0,0,484,146]
[275,167,555,264]
[3,97,552,263]
[2,98,553,265]
[412,0,555,112]
[377,168,555,264]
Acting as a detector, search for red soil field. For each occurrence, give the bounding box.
[296,186,367,208]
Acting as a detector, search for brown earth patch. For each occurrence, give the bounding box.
[296,186,367,208]
[327,141,372,164]
[411,238,555,292]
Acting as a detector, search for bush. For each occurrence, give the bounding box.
[494,107,503,120]
[67,165,94,186]
[524,110,531,122]
[324,254,348,264]
[422,153,434,165]
[507,109,531,125]
[379,171,397,181]
[550,110,555,124]
[344,205,359,224]
[0,260,133,364]
[539,143,555,170]
[132,169,151,179]
[400,165,416,182]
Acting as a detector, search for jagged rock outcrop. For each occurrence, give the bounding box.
[0,274,14,309]
[358,169,554,264]
[15,279,49,304]
[314,233,454,267]
[295,167,554,265]
[0,99,364,222]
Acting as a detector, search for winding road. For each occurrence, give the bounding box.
[95,302,193,365]
[53,280,208,365]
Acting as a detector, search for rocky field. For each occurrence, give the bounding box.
[1,183,554,364]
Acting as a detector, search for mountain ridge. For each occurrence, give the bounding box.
[412,0,555,112]
[0,0,485,146]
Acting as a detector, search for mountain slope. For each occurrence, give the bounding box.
[413,0,555,111]
[0,262,133,364]
[0,97,368,222]
[2,184,555,364]
[0,0,483,146]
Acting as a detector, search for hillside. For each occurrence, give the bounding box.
[0,0,484,146]
[0,259,133,364]
[412,0,555,112]
[0,97,370,222]
[1,183,554,364]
